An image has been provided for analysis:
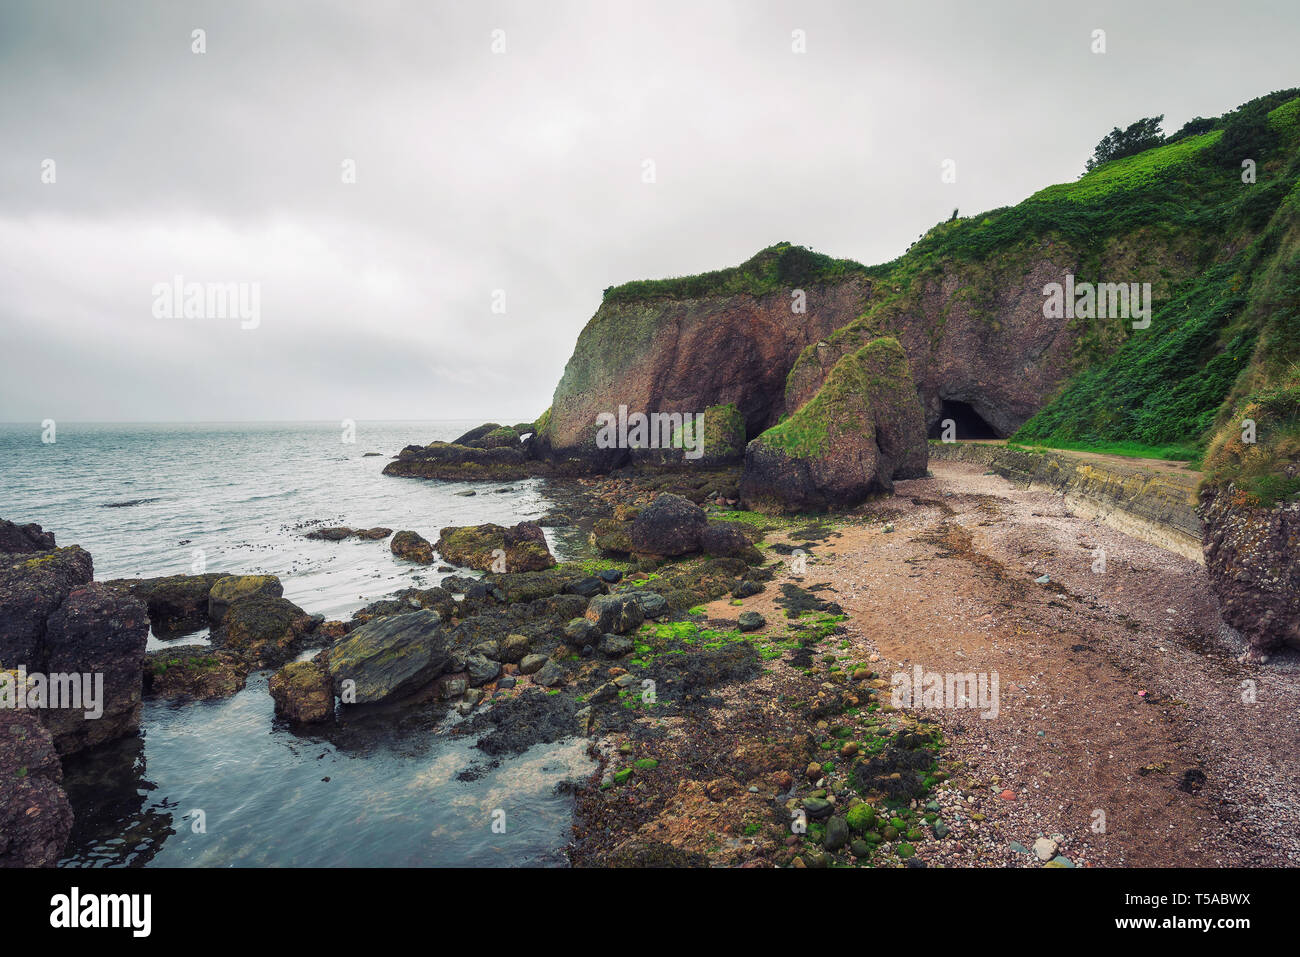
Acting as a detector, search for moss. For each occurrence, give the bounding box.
[759,337,912,459]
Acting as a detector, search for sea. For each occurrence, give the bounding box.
[0,421,594,867]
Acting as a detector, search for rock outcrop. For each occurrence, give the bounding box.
[208,575,284,626]
[0,539,149,755]
[740,337,928,512]
[105,572,227,636]
[390,530,435,564]
[1199,488,1300,658]
[0,708,72,867]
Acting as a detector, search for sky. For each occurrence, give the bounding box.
[1,0,1298,423]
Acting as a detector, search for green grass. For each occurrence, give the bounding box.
[1029,132,1222,204]
[1004,439,1202,464]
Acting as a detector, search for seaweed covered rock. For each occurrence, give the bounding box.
[390,530,435,564]
[269,659,335,723]
[626,494,707,557]
[382,422,543,481]
[216,596,320,669]
[328,609,451,704]
[740,337,927,513]
[144,646,249,700]
[1199,487,1300,657]
[105,572,227,636]
[208,575,284,625]
[699,521,763,563]
[436,522,555,573]
[0,708,72,867]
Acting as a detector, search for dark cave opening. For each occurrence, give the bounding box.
[928,399,1000,440]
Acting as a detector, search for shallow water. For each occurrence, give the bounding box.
[0,421,592,867]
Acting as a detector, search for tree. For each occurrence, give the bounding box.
[1084,115,1165,173]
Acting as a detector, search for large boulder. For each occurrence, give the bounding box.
[436,522,555,573]
[42,583,149,753]
[0,708,72,867]
[740,337,927,513]
[269,660,335,723]
[328,610,451,704]
[626,494,707,557]
[1199,488,1300,658]
[208,575,283,626]
[216,596,320,669]
[585,594,645,635]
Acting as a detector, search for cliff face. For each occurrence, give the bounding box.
[540,268,874,468]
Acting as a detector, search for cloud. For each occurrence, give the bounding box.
[1,0,1297,421]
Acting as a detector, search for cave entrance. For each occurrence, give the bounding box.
[928,399,1000,440]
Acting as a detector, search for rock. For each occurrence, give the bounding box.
[806,761,822,782]
[585,594,645,634]
[737,610,766,632]
[618,590,668,619]
[106,573,226,636]
[732,579,764,599]
[1048,854,1075,868]
[699,522,763,563]
[850,839,871,859]
[144,647,248,700]
[306,526,355,541]
[598,633,634,657]
[1199,488,1300,657]
[34,582,148,753]
[531,659,566,688]
[563,576,606,599]
[466,653,501,686]
[563,618,602,644]
[356,527,392,540]
[0,519,55,553]
[0,546,95,667]
[519,653,548,675]
[824,815,850,851]
[803,797,833,820]
[328,610,449,704]
[740,337,928,513]
[933,821,950,839]
[208,575,283,625]
[216,596,319,669]
[1033,836,1059,862]
[0,709,72,866]
[626,494,707,556]
[590,519,634,555]
[596,568,623,584]
[436,522,555,573]
[500,633,530,663]
[269,660,334,723]
[390,530,435,564]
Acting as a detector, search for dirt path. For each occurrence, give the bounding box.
[702,460,1300,866]
[961,438,1201,477]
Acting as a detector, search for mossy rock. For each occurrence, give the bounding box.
[208,574,283,625]
[740,337,928,513]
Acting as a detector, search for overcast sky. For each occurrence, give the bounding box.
[1,0,1297,423]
